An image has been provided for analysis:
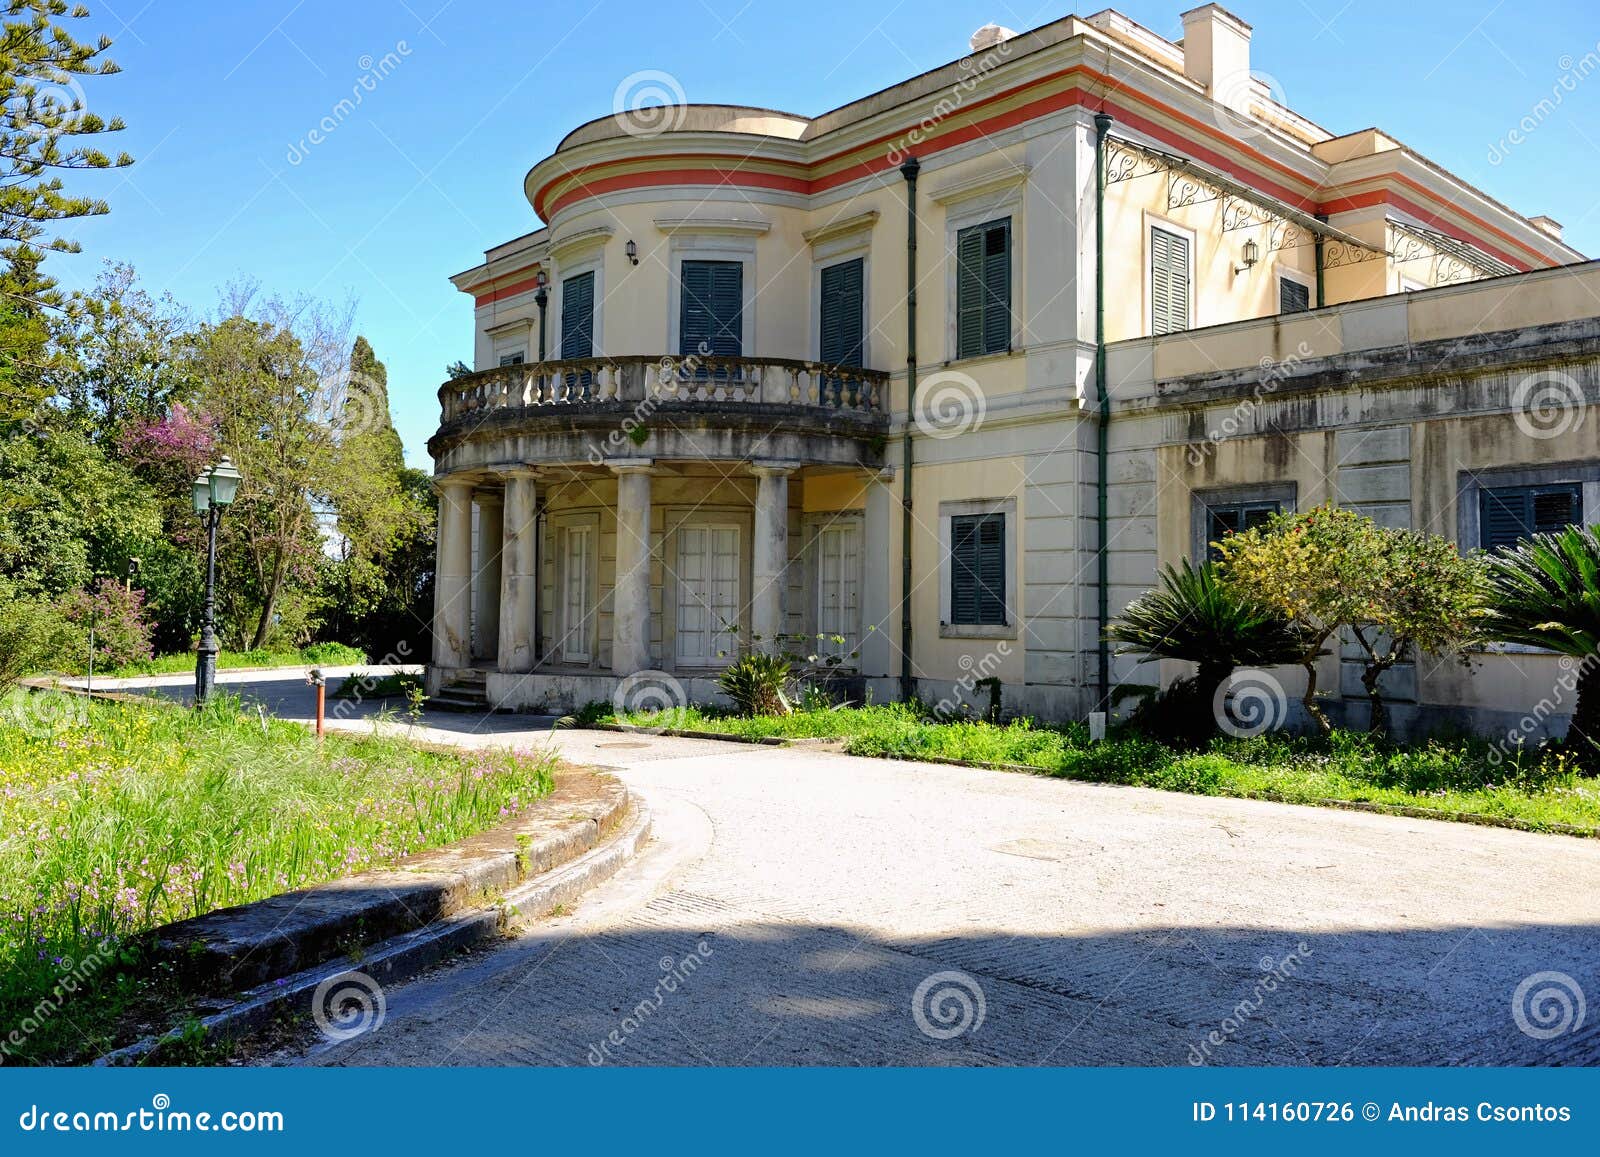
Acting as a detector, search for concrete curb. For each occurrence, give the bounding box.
[147,770,631,992]
[95,801,653,1065]
[589,722,839,747]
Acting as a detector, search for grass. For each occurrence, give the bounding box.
[332,670,423,701]
[0,687,555,1064]
[600,702,1600,834]
[83,642,368,679]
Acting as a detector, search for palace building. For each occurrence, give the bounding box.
[428,5,1598,738]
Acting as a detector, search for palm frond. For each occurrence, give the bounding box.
[1484,525,1600,657]
[1106,559,1309,670]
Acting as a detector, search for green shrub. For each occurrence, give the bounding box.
[718,653,792,716]
[0,580,74,690]
[300,641,367,666]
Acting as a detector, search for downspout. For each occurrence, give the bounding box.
[899,156,921,704]
[1093,112,1113,712]
[1314,213,1327,308]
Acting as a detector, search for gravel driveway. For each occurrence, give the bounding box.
[107,671,1600,1066]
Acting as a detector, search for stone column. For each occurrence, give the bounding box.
[473,491,504,662]
[610,461,654,675]
[859,467,895,678]
[432,477,475,674]
[498,470,538,673]
[751,462,797,652]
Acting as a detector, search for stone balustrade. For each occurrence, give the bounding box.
[438,356,890,425]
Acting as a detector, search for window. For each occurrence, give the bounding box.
[1480,484,1582,551]
[819,258,865,368]
[1279,276,1310,314]
[560,271,594,359]
[1150,226,1191,335]
[498,351,525,367]
[679,260,743,359]
[559,525,593,663]
[949,512,1007,627]
[955,218,1010,359]
[1203,499,1281,561]
[675,524,740,665]
[814,518,861,663]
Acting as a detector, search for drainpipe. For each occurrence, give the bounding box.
[532,496,546,662]
[1093,112,1113,712]
[1314,213,1327,308]
[899,155,920,704]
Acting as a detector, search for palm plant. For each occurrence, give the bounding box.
[1483,525,1600,775]
[717,652,792,717]
[1107,560,1310,740]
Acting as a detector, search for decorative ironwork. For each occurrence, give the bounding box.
[1219,194,1275,233]
[1100,135,1388,266]
[1387,220,1512,286]
[1166,173,1217,211]
[1321,239,1385,269]
[1104,139,1165,184]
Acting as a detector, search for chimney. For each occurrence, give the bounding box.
[1180,4,1254,115]
[1530,215,1564,242]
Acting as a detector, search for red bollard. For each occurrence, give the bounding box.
[307,668,326,738]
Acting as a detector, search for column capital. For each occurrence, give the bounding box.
[434,473,476,493]
[608,458,656,476]
[473,489,505,507]
[750,459,802,477]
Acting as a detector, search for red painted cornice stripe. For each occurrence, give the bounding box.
[473,273,544,306]
[1320,187,1536,270]
[533,153,809,218]
[543,167,810,219]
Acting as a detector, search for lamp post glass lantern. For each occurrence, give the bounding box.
[192,456,242,706]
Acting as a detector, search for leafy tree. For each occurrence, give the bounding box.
[0,575,72,690]
[444,359,472,380]
[186,308,340,650]
[1484,525,1600,774]
[0,427,158,597]
[1218,505,1485,735]
[48,260,189,438]
[1107,559,1311,742]
[1345,528,1484,734]
[1215,506,1377,731]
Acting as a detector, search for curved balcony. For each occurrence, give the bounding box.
[430,356,891,472]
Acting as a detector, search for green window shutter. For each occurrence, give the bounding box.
[950,512,1007,626]
[1279,277,1310,314]
[560,271,594,359]
[1151,227,1190,335]
[819,258,864,367]
[1481,484,1582,550]
[955,226,986,359]
[956,218,1010,358]
[679,260,743,358]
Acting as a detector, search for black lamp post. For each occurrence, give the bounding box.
[533,270,549,363]
[191,456,243,707]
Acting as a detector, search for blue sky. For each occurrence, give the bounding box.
[54,1,1600,468]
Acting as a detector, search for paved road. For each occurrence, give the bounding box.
[113,671,1600,1065]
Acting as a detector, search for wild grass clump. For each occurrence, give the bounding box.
[0,689,554,1061]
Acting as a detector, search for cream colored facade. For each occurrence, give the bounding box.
[429,5,1595,737]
